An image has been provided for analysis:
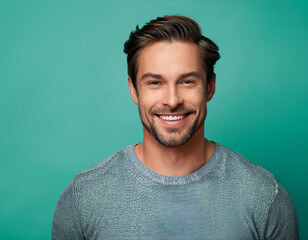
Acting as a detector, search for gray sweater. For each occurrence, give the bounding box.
[52,143,299,239]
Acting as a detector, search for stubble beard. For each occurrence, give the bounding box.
[139,106,206,148]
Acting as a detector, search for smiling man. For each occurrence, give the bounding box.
[52,15,299,239]
[129,40,215,177]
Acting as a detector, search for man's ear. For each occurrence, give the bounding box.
[128,77,139,105]
[206,74,216,102]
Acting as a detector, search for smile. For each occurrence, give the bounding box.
[158,114,188,121]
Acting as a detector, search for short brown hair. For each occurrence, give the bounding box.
[123,15,220,89]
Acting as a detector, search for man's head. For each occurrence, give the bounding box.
[123,15,220,90]
[123,15,220,147]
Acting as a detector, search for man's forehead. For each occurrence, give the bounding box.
[136,41,205,80]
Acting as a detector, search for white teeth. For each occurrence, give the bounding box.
[159,115,186,121]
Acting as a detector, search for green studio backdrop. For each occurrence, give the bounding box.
[0,0,307,239]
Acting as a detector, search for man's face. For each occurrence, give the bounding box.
[128,41,215,147]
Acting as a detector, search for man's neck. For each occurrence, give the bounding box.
[135,126,215,176]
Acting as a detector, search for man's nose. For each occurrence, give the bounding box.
[162,86,183,109]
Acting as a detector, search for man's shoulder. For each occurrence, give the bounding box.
[216,143,279,198]
[214,143,298,238]
[217,143,276,180]
[71,145,134,187]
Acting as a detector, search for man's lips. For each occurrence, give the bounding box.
[157,114,187,121]
[155,113,190,122]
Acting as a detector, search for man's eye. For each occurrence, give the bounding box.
[183,80,193,84]
[149,81,160,85]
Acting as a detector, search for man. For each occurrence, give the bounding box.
[52,15,299,239]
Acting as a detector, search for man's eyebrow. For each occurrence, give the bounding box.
[179,72,203,80]
[140,72,204,81]
[140,73,163,81]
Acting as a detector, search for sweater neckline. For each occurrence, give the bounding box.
[125,142,221,185]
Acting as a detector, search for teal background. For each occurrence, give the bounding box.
[1,0,307,239]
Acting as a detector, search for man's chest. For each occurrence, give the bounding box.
[79,188,264,240]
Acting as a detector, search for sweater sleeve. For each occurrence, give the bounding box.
[51,179,85,240]
[264,182,299,240]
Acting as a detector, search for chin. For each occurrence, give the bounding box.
[154,131,194,148]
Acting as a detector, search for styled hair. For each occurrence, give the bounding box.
[123,15,220,89]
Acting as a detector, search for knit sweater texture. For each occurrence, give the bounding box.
[52,143,299,239]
